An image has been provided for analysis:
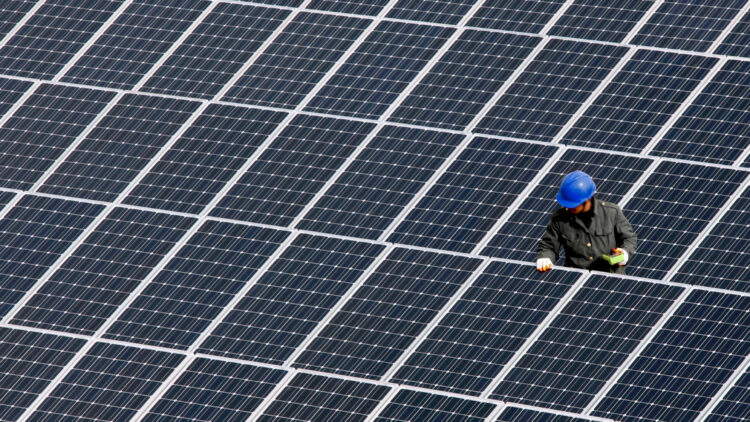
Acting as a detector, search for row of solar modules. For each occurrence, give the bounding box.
[0,193,748,421]
[0,77,748,289]
[0,1,749,165]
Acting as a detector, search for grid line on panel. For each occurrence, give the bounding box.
[640,56,728,156]
[385,0,479,26]
[372,388,498,421]
[0,80,40,139]
[481,272,590,398]
[363,385,402,422]
[247,369,297,422]
[708,0,750,54]
[582,286,692,415]
[382,258,493,381]
[49,0,135,82]
[467,1,568,34]
[129,353,197,421]
[548,0,656,43]
[696,352,750,422]
[538,0,577,35]
[622,0,666,44]
[715,8,750,58]
[0,0,126,79]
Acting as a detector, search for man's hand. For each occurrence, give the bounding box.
[536,258,553,272]
[613,248,628,265]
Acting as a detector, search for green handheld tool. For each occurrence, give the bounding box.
[602,250,625,265]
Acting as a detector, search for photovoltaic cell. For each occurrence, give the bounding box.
[60,0,210,90]
[386,0,478,25]
[0,1,37,40]
[0,84,115,190]
[211,115,375,227]
[0,77,33,115]
[593,290,750,422]
[38,94,201,202]
[294,248,481,380]
[0,195,102,318]
[389,31,541,130]
[651,60,750,166]
[104,222,289,350]
[304,21,454,119]
[482,149,653,262]
[561,50,717,154]
[145,358,287,422]
[496,407,599,422]
[198,234,384,365]
[0,328,85,422]
[12,207,195,335]
[124,104,287,214]
[468,0,566,33]
[491,276,684,412]
[622,161,747,280]
[32,342,184,421]
[140,4,290,99]
[374,389,496,422]
[390,261,580,395]
[223,12,371,109]
[631,0,746,52]
[675,184,750,292]
[715,10,750,58]
[307,0,390,15]
[387,138,558,253]
[257,373,390,422]
[705,368,750,422]
[474,39,629,142]
[548,1,655,42]
[0,0,123,79]
[297,126,464,240]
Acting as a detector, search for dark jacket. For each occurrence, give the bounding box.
[536,198,637,274]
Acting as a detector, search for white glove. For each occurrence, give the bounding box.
[613,248,629,265]
[536,258,553,272]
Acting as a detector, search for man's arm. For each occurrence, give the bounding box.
[614,206,637,256]
[537,216,561,263]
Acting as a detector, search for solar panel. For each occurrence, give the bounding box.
[374,389,496,421]
[592,290,750,422]
[60,1,210,90]
[145,358,287,421]
[490,276,684,412]
[0,327,85,421]
[548,0,656,43]
[11,207,195,335]
[140,3,291,99]
[631,0,746,52]
[257,372,390,421]
[0,0,124,79]
[1,1,750,420]
[297,125,464,239]
[561,50,717,154]
[38,93,201,202]
[622,161,747,279]
[198,234,384,364]
[0,84,115,190]
[650,59,750,165]
[475,39,629,142]
[104,222,289,349]
[390,261,580,395]
[387,138,557,253]
[30,342,184,421]
[211,114,375,226]
[123,104,287,214]
[293,248,482,379]
[223,12,371,109]
[303,21,454,119]
[0,195,103,318]
[389,31,541,130]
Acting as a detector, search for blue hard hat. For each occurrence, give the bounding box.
[557,171,596,208]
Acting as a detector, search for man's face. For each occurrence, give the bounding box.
[567,200,591,214]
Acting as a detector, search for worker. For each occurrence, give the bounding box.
[536,170,636,274]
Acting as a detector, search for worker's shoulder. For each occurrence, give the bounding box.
[598,200,622,210]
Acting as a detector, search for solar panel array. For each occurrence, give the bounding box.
[0,1,748,421]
